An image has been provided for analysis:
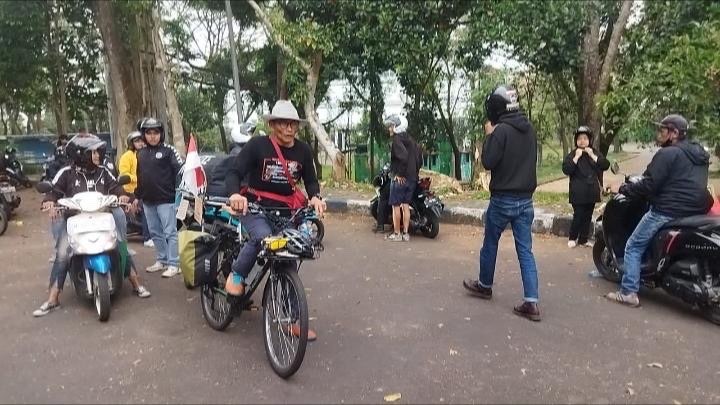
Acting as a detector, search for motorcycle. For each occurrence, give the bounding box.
[3,153,32,189]
[592,162,720,325]
[36,175,132,322]
[370,162,444,238]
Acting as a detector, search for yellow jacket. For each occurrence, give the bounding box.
[118,150,138,193]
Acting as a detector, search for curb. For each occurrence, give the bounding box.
[325,197,577,237]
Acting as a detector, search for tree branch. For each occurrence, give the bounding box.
[323,108,348,126]
[247,0,312,74]
[597,0,633,96]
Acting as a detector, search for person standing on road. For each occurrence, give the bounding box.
[562,126,610,248]
[134,118,184,279]
[384,114,419,242]
[605,114,710,307]
[119,131,153,247]
[462,85,542,321]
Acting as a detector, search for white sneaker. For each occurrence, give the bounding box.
[134,285,151,298]
[161,265,181,278]
[567,241,577,248]
[402,232,410,242]
[127,248,137,256]
[143,240,155,248]
[146,261,165,273]
[582,241,594,248]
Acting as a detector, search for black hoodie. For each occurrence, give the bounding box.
[620,140,710,217]
[481,112,537,198]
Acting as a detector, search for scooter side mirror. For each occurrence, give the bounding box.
[35,181,53,194]
[117,175,131,186]
[610,161,620,175]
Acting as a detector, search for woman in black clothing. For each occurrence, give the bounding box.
[562,126,610,248]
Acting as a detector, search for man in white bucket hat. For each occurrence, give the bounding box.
[226,99,325,341]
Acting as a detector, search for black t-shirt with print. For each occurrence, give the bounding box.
[226,135,320,207]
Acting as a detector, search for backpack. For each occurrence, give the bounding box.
[179,230,221,287]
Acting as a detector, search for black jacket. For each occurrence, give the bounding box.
[43,165,126,203]
[206,143,244,197]
[135,143,184,204]
[562,148,610,204]
[481,112,537,198]
[620,140,710,217]
[390,132,420,181]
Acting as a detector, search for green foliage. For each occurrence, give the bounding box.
[177,85,215,133]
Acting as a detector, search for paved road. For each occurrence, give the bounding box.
[1,190,719,404]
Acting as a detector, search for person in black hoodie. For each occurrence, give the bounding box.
[605,114,710,308]
[462,85,542,321]
[562,126,610,248]
[384,114,420,242]
[134,118,184,279]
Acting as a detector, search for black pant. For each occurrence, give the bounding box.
[569,203,595,244]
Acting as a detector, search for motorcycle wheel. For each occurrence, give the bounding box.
[421,213,440,239]
[94,273,111,322]
[0,205,7,235]
[592,235,621,283]
[701,304,720,326]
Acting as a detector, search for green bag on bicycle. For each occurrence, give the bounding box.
[179,230,220,287]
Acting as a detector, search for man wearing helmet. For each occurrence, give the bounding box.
[605,114,711,308]
[119,131,153,246]
[383,114,421,241]
[463,85,542,321]
[33,136,150,317]
[205,122,256,197]
[226,100,325,341]
[134,118,184,279]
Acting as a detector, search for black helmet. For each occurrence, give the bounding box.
[66,136,107,170]
[654,114,689,138]
[574,125,593,143]
[126,131,143,149]
[4,146,16,156]
[139,117,165,143]
[484,85,520,125]
[281,228,315,259]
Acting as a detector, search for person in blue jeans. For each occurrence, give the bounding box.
[606,114,710,307]
[134,118,184,279]
[463,85,542,321]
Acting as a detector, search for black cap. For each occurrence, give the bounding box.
[653,114,688,133]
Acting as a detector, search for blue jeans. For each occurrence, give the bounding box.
[478,195,539,302]
[143,202,179,267]
[232,213,272,278]
[50,207,126,290]
[620,209,674,295]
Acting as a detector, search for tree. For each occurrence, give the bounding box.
[248,0,346,179]
[462,0,635,155]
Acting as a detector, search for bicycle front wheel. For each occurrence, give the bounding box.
[262,264,308,379]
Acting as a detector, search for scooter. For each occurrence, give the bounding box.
[370,162,444,238]
[592,162,720,325]
[36,176,131,322]
[3,154,32,189]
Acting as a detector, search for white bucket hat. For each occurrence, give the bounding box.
[262,100,307,124]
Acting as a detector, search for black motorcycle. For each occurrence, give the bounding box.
[2,153,32,189]
[593,162,720,325]
[370,163,444,238]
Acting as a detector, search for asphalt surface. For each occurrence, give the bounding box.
[1,190,719,404]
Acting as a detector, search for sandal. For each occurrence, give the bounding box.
[605,291,640,307]
[287,323,317,342]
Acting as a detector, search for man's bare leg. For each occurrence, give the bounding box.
[392,205,402,234]
[401,203,411,234]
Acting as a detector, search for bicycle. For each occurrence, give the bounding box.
[198,198,318,378]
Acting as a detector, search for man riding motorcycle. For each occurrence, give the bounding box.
[205,122,256,197]
[606,114,710,307]
[33,136,150,317]
[226,100,326,340]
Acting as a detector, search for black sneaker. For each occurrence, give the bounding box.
[372,224,386,233]
[462,279,492,299]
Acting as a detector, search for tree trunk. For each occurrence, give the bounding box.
[47,0,69,137]
[304,53,345,180]
[276,52,288,100]
[313,136,322,180]
[472,136,490,190]
[0,106,7,135]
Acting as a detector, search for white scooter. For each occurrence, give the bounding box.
[37,176,130,321]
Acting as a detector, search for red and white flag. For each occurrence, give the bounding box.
[182,134,206,195]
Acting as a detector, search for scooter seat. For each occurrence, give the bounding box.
[662,215,720,230]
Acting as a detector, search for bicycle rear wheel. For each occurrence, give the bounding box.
[262,263,308,379]
[201,269,234,331]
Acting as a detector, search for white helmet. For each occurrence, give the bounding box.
[230,122,255,144]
